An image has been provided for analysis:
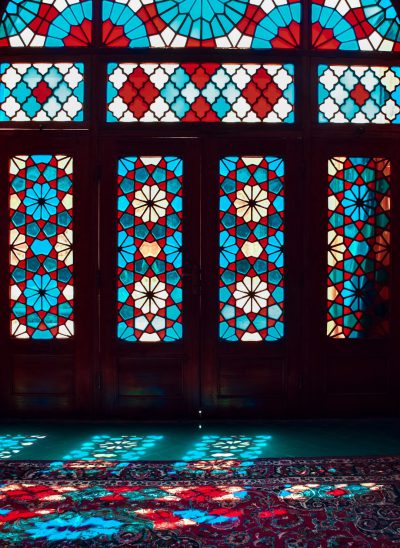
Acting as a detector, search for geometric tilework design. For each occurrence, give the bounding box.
[62,435,163,460]
[102,0,301,48]
[312,0,400,51]
[107,63,295,123]
[117,156,183,341]
[318,65,400,124]
[0,0,92,47]
[327,157,391,339]
[0,63,84,122]
[9,155,74,339]
[219,157,284,341]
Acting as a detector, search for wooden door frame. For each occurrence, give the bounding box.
[0,132,97,417]
[305,137,400,417]
[98,136,201,418]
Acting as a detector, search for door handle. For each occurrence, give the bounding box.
[182,265,201,295]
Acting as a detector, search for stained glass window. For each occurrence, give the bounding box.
[9,155,74,339]
[107,63,295,123]
[0,0,92,47]
[219,156,284,341]
[0,63,84,122]
[327,157,390,339]
[312,0,400,51]
[117,156,183,341]
[102,0,301,48]
[318,65,400,124]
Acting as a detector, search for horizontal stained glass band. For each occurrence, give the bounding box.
[10,155,74,339]
[312,0,400,51]
[0,63,84,122]
[318,65,400,124]
[117,156,183,341]
[107,63,295,123]
[102,0,301,48]
[327,157,390,339]
[219,156,284,341]
[0,0,92,47]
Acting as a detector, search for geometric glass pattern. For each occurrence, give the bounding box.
[9,155,74,339]
[117,156,183,341]
[102,0,301,48]
[0,63,84,122]
[0,0,92,47]
[219,157,284,341]
[327,157,390,338]
[62,435,163,460]
[312,0,400,51]
[318,65,400,124]
[0,435,45,459]
[107,63,295,123]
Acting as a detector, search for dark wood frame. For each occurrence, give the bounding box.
[0,0,400,418]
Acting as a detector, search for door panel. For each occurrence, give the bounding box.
[200,139,303,418]
[307,139,400,416]
[99,138,201,417]
[0,134,95,417]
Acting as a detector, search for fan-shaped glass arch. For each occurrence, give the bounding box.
[312,0,400,51]
[102,0,301,48]
[0,0,92,47]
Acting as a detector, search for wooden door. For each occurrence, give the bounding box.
[306,138,400,416]
[98,137,201,417]
[0,133,96,417]
[200,137,303,418]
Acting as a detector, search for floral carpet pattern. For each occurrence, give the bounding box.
[0,456,399,546]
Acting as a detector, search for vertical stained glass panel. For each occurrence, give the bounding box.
[9,155,74,339]
[107,63,295,123]
[219,156,284,341]
[117,156,183,341]
[327,157,390,339]
[312,0,400,51]
[318,65,400,124]
[102,0,301,48]
[0,63,85,122]
[0,0,92,47]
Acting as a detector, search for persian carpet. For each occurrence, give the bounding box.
[0,456,400,546]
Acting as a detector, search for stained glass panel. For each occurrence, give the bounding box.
[117,156,183,341]
[312,0,400,51]
[9,155,74,339]
[0,0,92,47]
[219,156,284,341]
[102,0,301,48]
[318,65,400,124]
[327,157,390,339]
[107,63,295,123]
[0,63,84,122]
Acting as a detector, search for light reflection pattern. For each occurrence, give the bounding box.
[312,0,400,51]
[107,63,295,123]
[0,0,92,47]
[62,435,163,460]
[0,63,85,122]
[9,155,74,339]
[219,156,284,341]
[318,65,400,124]
[102,0,301,48]
[0,435,45,459]
[327,157,391,339]
[173,435,271,475]
[117,156,183,341]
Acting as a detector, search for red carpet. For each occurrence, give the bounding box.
[0,456,399,546]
